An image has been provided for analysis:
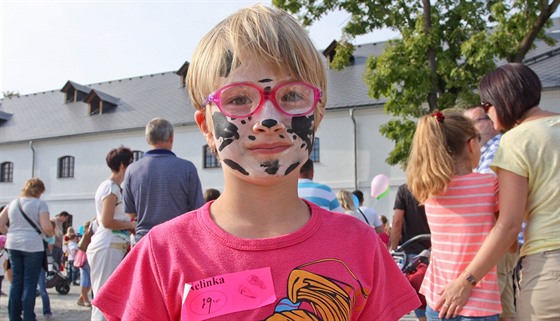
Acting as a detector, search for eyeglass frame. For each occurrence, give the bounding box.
[204,81,323,118]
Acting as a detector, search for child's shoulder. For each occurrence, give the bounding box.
[148,206,203,238]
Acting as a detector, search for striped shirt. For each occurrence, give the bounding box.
[297,178,343,212]
[420,173,502,316]
[475,134,501,175]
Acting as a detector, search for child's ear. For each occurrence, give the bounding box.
[195,110,216,149]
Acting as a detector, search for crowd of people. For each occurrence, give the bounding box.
[0,4,558,321]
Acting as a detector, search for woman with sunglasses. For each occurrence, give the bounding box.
[436,63,559,321]
[91,5,420,321]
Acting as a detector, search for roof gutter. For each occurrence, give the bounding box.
[29,140,35,177]
[350,108,358,191]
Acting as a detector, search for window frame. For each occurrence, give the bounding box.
[0,161,14,183]
[202,145,221,169]
[58,156,75,178]
[309,137,320,162]
[132,150,144,162]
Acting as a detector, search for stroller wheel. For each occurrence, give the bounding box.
[56,282,70,295]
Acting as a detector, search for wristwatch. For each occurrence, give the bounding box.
[463,272,477,286]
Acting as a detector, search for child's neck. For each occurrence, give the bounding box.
[210,176,310,239]
[455,159,474,176]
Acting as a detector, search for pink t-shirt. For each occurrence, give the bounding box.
[93,201,420,320]
[420,173,502,316]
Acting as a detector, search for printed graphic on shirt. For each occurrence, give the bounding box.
[182,259,369,320]
[265,258,369,320]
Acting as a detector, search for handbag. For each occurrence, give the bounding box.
[17,198,49,271]
[73,249,87,268]
[77,219,94,252]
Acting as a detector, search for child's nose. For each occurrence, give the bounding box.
[261,119,278,128]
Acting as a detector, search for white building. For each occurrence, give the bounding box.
[1,33,559,227]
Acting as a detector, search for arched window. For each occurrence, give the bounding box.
[0,162,13,182]
[309,137,320,162]
[132,150,144,162]
[58,156,75,178]
[203,145,221,169]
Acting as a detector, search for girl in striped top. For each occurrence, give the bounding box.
[407,110,501,321]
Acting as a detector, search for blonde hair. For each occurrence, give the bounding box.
[187,4,327,128]
[337,190,356,211]
[21,177,45,198]
[406,109,477,203]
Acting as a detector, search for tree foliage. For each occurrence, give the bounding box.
[274,0,559,168]
[2,91,20,98]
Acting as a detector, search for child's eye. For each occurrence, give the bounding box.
[281,91,304,103]
[227,95,253,106]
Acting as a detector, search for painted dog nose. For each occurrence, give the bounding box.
[261,119,278,128]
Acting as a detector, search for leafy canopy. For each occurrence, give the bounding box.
[274,0,559,168]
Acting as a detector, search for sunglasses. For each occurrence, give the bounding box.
[481,102,492,113]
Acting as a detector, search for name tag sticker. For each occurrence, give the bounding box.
[181,267,276,321]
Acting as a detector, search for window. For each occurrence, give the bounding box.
[133,151,144,162]
[58,156,75,178]
[61,81,90,103]
[0,162,13,182]
[203,145,221,169]
[309,137,320,162]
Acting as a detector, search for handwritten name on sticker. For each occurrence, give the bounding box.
[181,267,276,321]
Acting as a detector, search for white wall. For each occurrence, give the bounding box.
[1,88,558,228]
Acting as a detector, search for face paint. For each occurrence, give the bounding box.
[289,115,315,155]
[212,112,240,152]
[209,62,318,180]
[210,109,314,179]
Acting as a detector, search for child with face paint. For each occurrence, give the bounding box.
[92,5,420,320]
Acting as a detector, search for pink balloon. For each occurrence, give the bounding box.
[371,174,389,198]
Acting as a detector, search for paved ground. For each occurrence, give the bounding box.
[0,282,91,321]
[0,280,418,321]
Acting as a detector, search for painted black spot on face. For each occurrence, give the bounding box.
[260,160,280,175]
[285,162,301,175]
[219,50,233,78]
[248,135,256,141]
[290,115,315,155]
[223,159,249,176]
[212,112,240,152]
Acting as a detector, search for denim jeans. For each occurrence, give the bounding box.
[80,261,91,288]
[38,268,52,316]
[426,306,499,321]
[8,249,44,321]
[51,245,63,270]
[67,260,80,283]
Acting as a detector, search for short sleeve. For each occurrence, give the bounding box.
[493,176,500,214]
[362,231,421,319]
[491,132,528,178]
[393,186,406,210]
[123,171,136,214]
[93,236,170,321]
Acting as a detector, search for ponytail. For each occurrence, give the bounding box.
[406,110,477,203]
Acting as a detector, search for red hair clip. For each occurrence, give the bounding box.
[431,111,444,123]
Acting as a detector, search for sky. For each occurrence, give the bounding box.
[0,0,399,98]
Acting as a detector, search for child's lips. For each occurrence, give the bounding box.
[248,143,291,154]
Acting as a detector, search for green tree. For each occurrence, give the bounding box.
[274,0,559,168]
[2,91,20,98]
